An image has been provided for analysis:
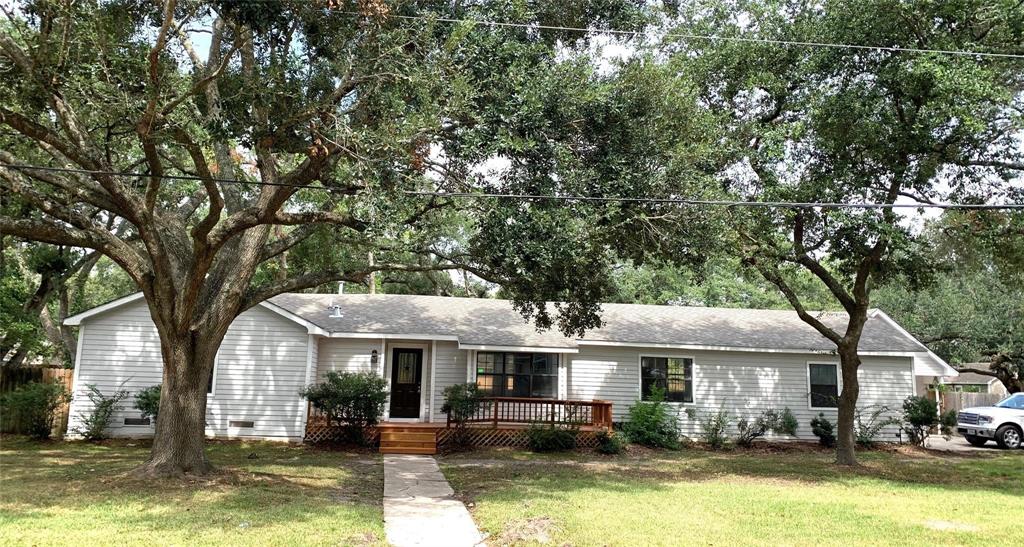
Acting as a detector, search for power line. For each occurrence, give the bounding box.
[336,10,1024,60]
[3,162,1023,210]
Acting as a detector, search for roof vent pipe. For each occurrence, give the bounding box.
[328,303,343,319]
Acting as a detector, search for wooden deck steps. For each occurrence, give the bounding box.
[378,424,440,455]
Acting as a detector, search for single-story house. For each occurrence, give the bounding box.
[939,367,1009,396]
[64,292,957,447]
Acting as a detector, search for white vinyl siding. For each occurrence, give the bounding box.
[569,346,913,441]
[315,338,380,380]
[67,299,311,441]
[431,341,468,423]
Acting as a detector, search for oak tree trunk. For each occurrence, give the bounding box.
[835,347,861,466]
[133,328,221,478]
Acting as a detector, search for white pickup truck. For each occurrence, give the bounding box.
[957,393,1024,449]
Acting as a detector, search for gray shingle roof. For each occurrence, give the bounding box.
[268,293,928,353]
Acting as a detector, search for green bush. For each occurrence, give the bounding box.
[854,405,898,447]
[134,384,161,421]
[735,408,799,447]
[940,410,958,439]
[526,423,577,452]
[684,407,730,450]
[0,380,69,439]
[74,383,129,441]
[623,388,681,449]
[595,430,625,454]
[901,395,939,446]
[810,413,836,448]
[440,383,483,448]
[299,371,387,445]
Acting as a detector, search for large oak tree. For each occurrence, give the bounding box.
[659,0,1023,464]
[0,0,659,476]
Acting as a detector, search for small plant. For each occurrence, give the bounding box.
[595,430,625,455]
[134,384,161,421]
[900,395,939,446]
[299,371,388,445]
[622,388,681,449]
[0,380,69,439]
[854,405,899,447]
[74,383,129,441]
[939,409,958,439]
[440,383,483,448]
[810,413,836,448]
[526,423,577,452]
[684,407,731,450]
[735,408,799,447]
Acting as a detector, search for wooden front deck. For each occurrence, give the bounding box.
[305,397,614,454]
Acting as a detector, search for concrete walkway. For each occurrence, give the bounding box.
[382,455,484,547]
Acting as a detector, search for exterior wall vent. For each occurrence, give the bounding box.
[123,417,151,426]
[229,420,255,428]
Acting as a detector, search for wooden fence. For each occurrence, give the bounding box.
[0,367,75,436]
[942,391,1002,412]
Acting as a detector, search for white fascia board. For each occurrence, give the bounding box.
[63,292,146,325]
[257,301,329,336]
[577,340,841,354]
[326,332,460,342]
[458,343,579,353]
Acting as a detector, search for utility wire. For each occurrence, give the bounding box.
[332,10,1024,60]
[3,162,1023,210]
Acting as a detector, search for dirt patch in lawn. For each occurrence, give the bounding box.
[496,516,557,545]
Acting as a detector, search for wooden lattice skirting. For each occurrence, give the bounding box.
[304,417,601,449]
[436,427,601,449]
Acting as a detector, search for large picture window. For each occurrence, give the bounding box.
[475,352,557,398]
[808,363,839,408]
[641,356,693,403]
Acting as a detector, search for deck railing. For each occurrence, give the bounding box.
[446,397,613,431]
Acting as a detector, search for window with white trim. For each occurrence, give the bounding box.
[475,352,557,398]
[808,363,838,408]
[641,356,693,403]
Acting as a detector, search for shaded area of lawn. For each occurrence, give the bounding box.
[440,446,1023,546]
[0,437,384,546]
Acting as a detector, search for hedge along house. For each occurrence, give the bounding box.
[64,293,957,453]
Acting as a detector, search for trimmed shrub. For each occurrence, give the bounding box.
[684,407,731,450]
[134,384,161,421]
[299,371,388,445]
[595,430,625,455]
[440,383,483,448]
[940,410,958,439]
[0,380,69,439]
[901,395,939,446]
[74,383,129,441]
[810,413,836,448]
[526,423,577,452]
[854,405,898,447]
[623,388,681,449]
[735,408,799,447]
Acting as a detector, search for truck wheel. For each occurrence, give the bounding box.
[994,425,1022,449]
[965,435,988,447]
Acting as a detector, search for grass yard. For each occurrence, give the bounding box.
[0,437,384,546]
[440,445,1023,546]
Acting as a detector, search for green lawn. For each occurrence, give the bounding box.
[440,446,1024,546]
[0,437,384,546]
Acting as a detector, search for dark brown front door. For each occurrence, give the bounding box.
[389,348,423,419]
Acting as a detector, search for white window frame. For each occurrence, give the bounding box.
[638,354,697,406]
[806,361,841,411]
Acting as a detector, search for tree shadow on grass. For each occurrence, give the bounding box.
[439,445,1024,501]
[0,437,385,543]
